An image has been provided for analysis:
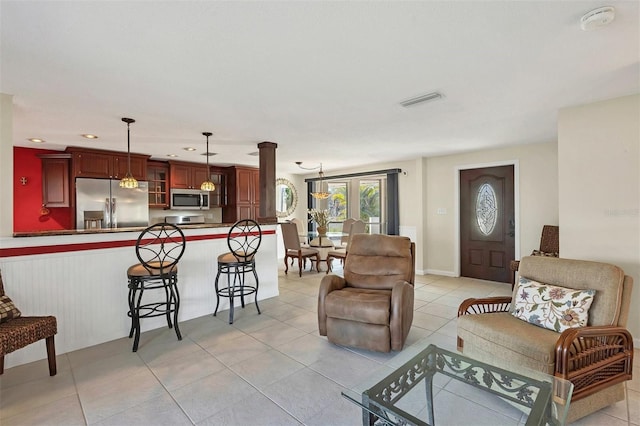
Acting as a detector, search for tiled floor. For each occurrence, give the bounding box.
[1,266,638,425]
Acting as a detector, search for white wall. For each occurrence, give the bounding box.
[558,94,639,341]
[0,93,13,237]
[424,142,559,275]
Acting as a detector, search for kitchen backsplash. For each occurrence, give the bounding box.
[149,207,222,225]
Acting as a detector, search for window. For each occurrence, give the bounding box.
[328,182,347,233]
[359,179,382,234]
[307,168,400,235]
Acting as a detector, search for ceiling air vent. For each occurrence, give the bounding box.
[399,92,443,108]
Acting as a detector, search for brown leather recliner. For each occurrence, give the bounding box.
[318,234,415,352]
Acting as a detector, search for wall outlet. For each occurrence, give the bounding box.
[437,208,447,215]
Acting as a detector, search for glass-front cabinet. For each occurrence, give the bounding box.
[147,161,169,207]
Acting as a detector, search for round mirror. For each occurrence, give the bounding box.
[276,178,297,218]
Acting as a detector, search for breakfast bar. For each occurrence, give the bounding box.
[0,223,279,369]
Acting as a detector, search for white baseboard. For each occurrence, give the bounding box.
[424,269,457,277]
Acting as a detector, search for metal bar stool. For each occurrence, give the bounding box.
[127,223,186,352]
[214,219,262,324]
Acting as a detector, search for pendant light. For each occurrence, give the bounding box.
[296,161,330,200]
[310,163,330,199]
[119,118,138,188]
[200,132,216,191]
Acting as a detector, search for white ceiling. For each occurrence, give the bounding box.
[2,1,639,175]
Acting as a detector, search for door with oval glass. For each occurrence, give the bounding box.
[460,165,515,283]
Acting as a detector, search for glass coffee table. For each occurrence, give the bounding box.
[343,344,573,426]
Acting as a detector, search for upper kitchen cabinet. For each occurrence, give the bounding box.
[223,166,259,222]
[66,147,148,180]
[169,161,209,189]
[38,153,71,207]
[147,161,169,207]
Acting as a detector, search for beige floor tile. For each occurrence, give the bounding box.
[94,392,191,426]
[308,348,383,388]
[264,304,310,322]
[411,311,450,332]
[198,391,302,425]
[2,394,85,426]
[149,348,226,391]
[205,333,271,366]
[0,353,71,389]
[78,369,167,424]
[284,311,320,333]
[249,321,308,348]
[66,337,134,368]
[136,336,204,368]
[275,333,346,366]
[72,351,147,393]
[430,389,521,425]
[417,302,459,319]
[225,309,277,333]
[263,368,345,423]
[170,368,257,424]
[0,371,77,420]
[229,348,305,389]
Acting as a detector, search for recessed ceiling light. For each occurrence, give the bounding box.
[183,147,197,151]
[167,154,178,158]
[28,138,45,143]
[81,134,98,139]
[399,92,444,108]
[201,152,217,157]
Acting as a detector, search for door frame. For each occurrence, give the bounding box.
[454,160,520,278]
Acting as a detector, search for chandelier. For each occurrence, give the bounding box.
[119,118,138,188]
[200,132,216,191]
[296,162,330,200]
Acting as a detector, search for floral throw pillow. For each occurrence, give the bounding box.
[0,294,22,323]
[512,277,595,332]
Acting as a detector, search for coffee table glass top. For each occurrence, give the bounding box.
[343,344,573,426]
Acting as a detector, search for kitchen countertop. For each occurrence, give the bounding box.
[12,222,254,238]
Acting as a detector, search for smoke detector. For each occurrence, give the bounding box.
[580,6,615,31]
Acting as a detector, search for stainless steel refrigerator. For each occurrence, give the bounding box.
[75,178,149,229]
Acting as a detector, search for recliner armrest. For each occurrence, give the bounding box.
[390,280,414,351]
[555,325,633,401]
[317,275,347,336]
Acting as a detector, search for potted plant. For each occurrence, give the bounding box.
[308,208,331,237]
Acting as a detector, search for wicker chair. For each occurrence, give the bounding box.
[509,225,559,287]
[458,256,634,422]
[0,270,57,376]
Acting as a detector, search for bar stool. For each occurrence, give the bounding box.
[213,219,262,324]
[127,223,186,352]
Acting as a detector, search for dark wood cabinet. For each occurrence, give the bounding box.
[66,147,148,180]
[223,166,260,222]
[169,161,209,189]
[147,161,169,207]
[39,154,71,207]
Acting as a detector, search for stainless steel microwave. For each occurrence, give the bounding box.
[170,189,210,210]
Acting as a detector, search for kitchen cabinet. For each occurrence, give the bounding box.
[169,161,210,189]
[209,171,226,207]
[38,154,71,207]
[66,147,148,180]
[147,161,169,207]
[223,166,260,222]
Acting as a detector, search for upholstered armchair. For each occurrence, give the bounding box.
[318,234,415,352]
[457,256,634,422]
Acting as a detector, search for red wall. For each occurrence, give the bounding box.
[13,147,72,232]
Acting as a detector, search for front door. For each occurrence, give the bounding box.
[460,165,515,283]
